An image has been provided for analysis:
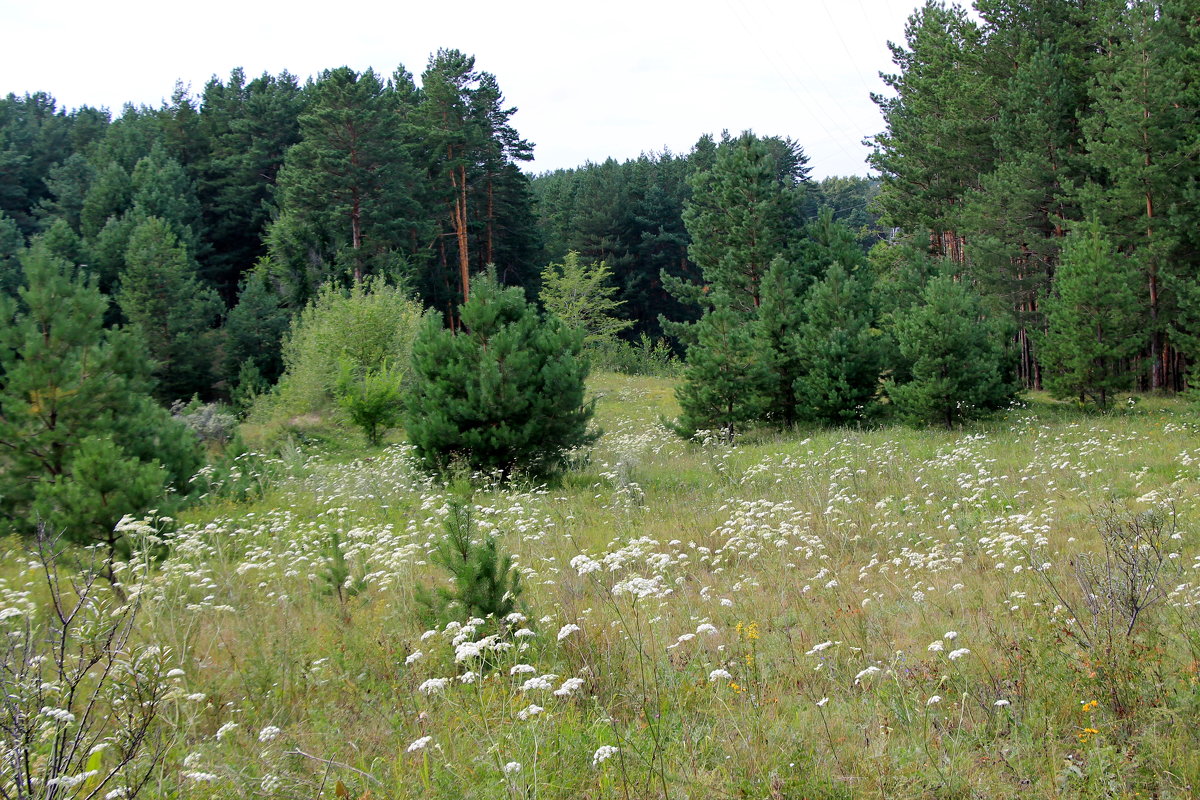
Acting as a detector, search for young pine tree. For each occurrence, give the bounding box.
[675,296,770,441]
[793,263,884,424]
[1037,219,1144,407]
[886,275,1017,427]
[404,271,597,478]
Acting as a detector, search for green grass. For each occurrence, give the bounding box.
[4,374,1200,799]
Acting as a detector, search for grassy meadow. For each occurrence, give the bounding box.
[4,372,1200,799]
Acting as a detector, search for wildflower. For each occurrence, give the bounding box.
[816,697,829,707]
[186,693,207,702]
[557,623,581,641]
[183,772,219,782]
[948,648,971,661]
[514,628,536,638]
[517,704,544,720]
[459,671,478,684]
[926,695,942,706]
[854,665,881,682]
[503,761,522,775]
[407,736,433,752]
[405,651,424,665]
[510,664,536,675]
[260,774,282,792]
[257,725,282,743]
[695,623,718,636]
[707,669,732,682]
[214,721,238,740]
[418,678,450,695]
[593,745,619,766]
[805,641,834,656]
[520,675,557,692]
[993,699,1010,707]
[943,631,958,640]
[166,668,185,678]
[927,641,944,652]
[554,677,585,697]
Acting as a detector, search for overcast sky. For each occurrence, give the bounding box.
[1,0,924,179]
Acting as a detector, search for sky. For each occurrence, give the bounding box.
[0,0,924,180]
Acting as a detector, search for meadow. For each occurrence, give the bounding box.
[3,372,1199,799]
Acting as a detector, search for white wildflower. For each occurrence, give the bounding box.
[214,721,238,740]
[509,664,536,675]
[520,675,557,692]
[554,677,585,697]
[418,678,450,695]
[993,699,1010,707]
[257,725,282,743]
[927,641,944,652]
[854,665,881,682]
[407,736,433,752]
[405,651,424,665]
[592,745,619,766]
[948,648,971,661]
[943,631,958,640]
[926,695,942,706]
[517,704,544,720]
[503,761,522,775]
[695,623,717,636]
[707,669,732,682]
[816,697,829,707]
[557,623,581,641]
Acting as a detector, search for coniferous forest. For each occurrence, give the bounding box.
[3,3,1200,798]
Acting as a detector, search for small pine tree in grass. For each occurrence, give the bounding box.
[416,485,523,629]
[1037,219,1145,408]
[675,297,770,441]
[886,275,1018,427]
[753,256,806,426]
[404,271,597,479]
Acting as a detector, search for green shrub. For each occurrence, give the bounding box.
[334,359,403,446]
[261,276,426,419]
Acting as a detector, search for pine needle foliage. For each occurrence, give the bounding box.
[405,271,597,479]
[417,486,523,627]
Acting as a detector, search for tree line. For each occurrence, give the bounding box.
[870,0,1199,394]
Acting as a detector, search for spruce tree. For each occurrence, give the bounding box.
[404,271,597,479]
[886,275,1017,427]
[1037,219,1144,408]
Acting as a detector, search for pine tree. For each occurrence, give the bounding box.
[752,256,806,426]
[1037,219,1145,407]
[404,271,597,478]
[793,263,883,424]
[118,217,222,401]
[887,275,1017,427]
[675,297,769,441]
[0,242,202,555]
[674,132,803,315]
[269,66,417,296]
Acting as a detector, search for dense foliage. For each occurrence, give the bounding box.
[404,272,597,478]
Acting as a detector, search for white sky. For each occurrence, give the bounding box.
[1,0,923,180]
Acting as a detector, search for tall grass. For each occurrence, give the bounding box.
[4,376,1199,799]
